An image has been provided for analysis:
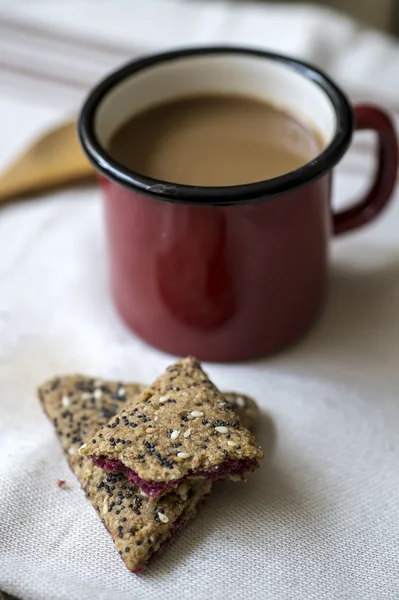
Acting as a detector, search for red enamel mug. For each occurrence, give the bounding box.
[79,47,398,362]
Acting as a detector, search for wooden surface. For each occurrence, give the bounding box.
[327,0,397,33]
[249,0,399,34]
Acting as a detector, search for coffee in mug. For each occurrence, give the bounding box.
[79,48,398,361]
[107,94,324,186]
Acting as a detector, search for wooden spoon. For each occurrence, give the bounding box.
[0,121,96,202]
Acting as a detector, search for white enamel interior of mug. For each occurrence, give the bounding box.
[94,53,337,152]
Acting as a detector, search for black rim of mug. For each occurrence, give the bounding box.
[78,46,354,206]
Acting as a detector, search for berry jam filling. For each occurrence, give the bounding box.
[92,456,258,498]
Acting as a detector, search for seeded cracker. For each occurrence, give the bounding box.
[38,375,211,573]
[38,376,145,470]
[80,357,263,498]
[37,375,259,469]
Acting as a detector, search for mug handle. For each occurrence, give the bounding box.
[333,104,398,235]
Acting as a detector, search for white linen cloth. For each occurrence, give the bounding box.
[0,2,398,599]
